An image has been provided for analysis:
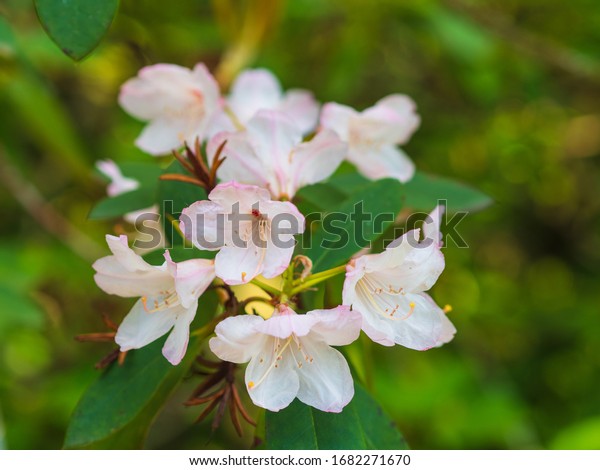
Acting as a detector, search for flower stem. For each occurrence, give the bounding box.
[290,265,346,295]
[250,278,281,297]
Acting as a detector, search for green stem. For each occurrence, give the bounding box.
[250,278,281,297]
[290,265,346,296]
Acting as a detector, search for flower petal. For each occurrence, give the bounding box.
[211,131,268,189]
[306,306,362,346]
[135,117,187,156]
[289,129,347,195]
[354,291,447,350]
[209,315,266,363]
[279,89,320,134]
[93,236,171,297]
[295,336,354,413]
[115,298,179,351]
[118,64,194,120]
[228,69,283,124]
[256,305,318,339]
[180,200,227,250]
[162,304,197,365]
[361,94,420,145]
[215,245,266,285]
[165,252,215,309]
[347,144,415,183]
[245,337,299,412]
[96,160,139,197]
[319,102,357,140]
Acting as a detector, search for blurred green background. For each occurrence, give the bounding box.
[1,0,599,450]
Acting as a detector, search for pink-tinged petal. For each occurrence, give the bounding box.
[295,336,354,413]
[423,205,445,248]
[115,298,179,352]
[209,315,266,363]
[135,117,187,156]
[93,262,171,298]
[306,306,362,346]
[261,243,295,279]
[245,110,302,176]
[210,131,268,189]
[289,129,347,195]
[191,63,221,112]
[279,89,320,134]
[93,236,172,297]
[228,69,282,124]
[162,304,197,365]
[214,245,265,285]
[105,235,155,272]
[96,160,139,197]
[347,144,415,183]
[435,308,457,347]
[180,200,226,251]
[319,102,357,141]
[365,94,420,145]
[118,64,194,120]
[245,338,300,412]
[208,181,272,213]
[256,305,318,338]
[164,252,215,309]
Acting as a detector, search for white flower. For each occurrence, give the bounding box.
[218,68,320,135]
[119,63,221,155]
[342,206,456,349]
[93,235,215,365]
[209,110,347,199]
[320,94,420,183]
[209,304,361,412]
[95,159,159,225]
[180,182,305,285]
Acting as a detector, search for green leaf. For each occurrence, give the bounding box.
[34,0,120,61]
[64,337,196,449]
[401,171,493,213]
[114,162,164,189]
[327,171,492,213]
[265,384,408,450]
[295,183,347,214]
[88,187,156,220]
[304,178,404,271]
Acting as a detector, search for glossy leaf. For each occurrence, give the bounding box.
[34,0,119,61]
[265,384,408,450]
[64,338,197,449]
[88,187,156,220]
[304,178,403,271]
[327,171,492,213]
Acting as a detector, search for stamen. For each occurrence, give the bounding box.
[443,304,453,313]
[357,277,415,321]
[248,336,294,391]
[141,290,180,313]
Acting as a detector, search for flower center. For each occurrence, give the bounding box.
[356,275,415,320]
[141,289,181,313]
[247,335,314,391]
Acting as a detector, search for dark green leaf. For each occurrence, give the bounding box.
[401,171,493,213]
[265,384,407,450]
[295,183,347,214]
[64,337,197,449]
[327,171,492,213]
[304,178,404,271]
[34,0,119,61]
[88,187,156,220]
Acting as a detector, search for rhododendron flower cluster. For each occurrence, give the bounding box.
[92,63,456,414]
